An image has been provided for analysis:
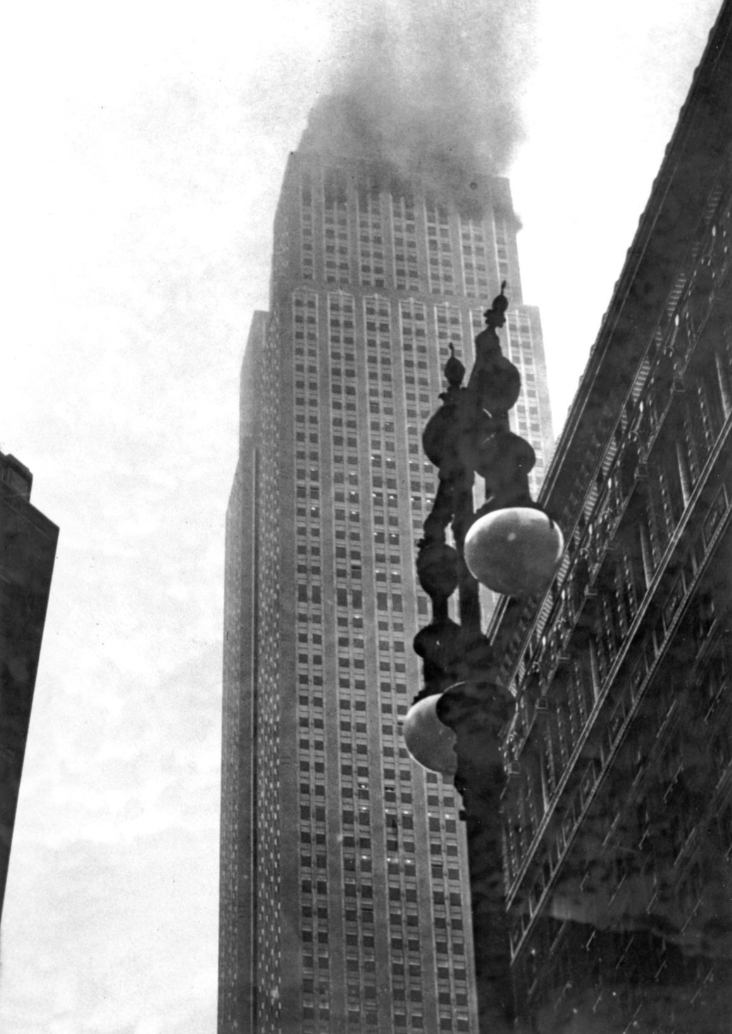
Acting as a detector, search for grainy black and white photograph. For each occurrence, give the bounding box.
[2,1,731,1032]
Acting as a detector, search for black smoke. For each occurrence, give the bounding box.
[299,0,538,208]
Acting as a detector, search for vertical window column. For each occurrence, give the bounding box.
[392,189,420,292]
[358,176,386,288]
[458,215,489,298]
[300,168,315,281]
[425,198,454,295]
[324,167,351,284]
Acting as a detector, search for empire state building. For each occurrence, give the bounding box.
[218,118,553,1034]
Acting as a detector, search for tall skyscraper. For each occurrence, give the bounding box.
[0,450,58,923]
[219,134,553,1033]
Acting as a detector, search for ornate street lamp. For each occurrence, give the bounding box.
[404,285,563,1031]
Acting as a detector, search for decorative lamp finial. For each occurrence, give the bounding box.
[444,343,466,388]
[485,281,509,322]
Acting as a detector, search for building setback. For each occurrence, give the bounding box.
[488,4,732,1031]
[0,451,58,924]
[219,142,553,1034]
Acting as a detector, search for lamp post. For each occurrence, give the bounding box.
[403,285,563,1032]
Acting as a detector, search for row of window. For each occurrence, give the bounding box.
[508,509,732,959]
[300,173,505,304]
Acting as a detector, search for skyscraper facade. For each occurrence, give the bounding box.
[219,142,553,1034]
[487,5,732,1030]
[0,450,58,924]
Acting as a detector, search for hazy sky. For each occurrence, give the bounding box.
[0,2,723,1032]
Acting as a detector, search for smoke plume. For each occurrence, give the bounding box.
[300,0,538,205]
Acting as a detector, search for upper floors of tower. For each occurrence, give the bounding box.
[270,150,525,309]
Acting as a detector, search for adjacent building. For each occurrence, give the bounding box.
[0,451,58,923]
[219,135,553,1033]
[488,4,732,1030]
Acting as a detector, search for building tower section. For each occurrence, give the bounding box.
[220,145,552,1033]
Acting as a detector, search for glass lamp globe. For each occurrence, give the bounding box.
[464,507,564,597]
[403,694,458,777]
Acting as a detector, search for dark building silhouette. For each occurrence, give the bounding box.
[487,4,732,1030]
[219,144,553,1033]
[0,451,58,923]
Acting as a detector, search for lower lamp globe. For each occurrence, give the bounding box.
[403,694,458,777]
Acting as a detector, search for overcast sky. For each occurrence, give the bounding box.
[0,2,723,1032]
